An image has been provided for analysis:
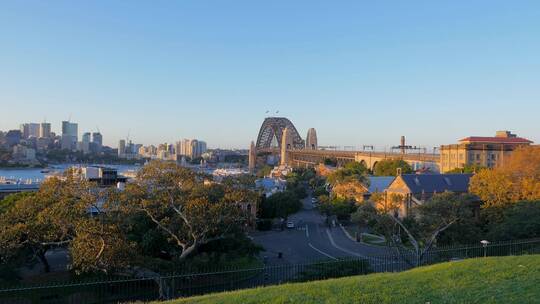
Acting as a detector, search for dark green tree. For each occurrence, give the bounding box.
[259,191,302,219]
[327,161,369,185]
[486,200,540,241]
[373,159,413,176]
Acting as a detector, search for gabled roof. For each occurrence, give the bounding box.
[459,136,532,144]
[398,174,473,194]
[367,176,395,193]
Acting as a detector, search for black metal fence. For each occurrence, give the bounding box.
[1,238,539,304]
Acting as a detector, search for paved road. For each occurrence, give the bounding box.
[251,193,392,266]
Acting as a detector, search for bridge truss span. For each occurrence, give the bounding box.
[256,117,305,150]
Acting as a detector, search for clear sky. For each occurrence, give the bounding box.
[1,1,539,149]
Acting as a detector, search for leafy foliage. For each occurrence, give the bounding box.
[323,158,337,167]
[372,159,413,176]
[0,177,98,272]
[352,192,477,265]
[446,164,485,174]
[259,191,302,219]
[318,197,357,220]
[70,219,133,275]
[327,162,368,186]
[0,192,34,214]
[470,146,540,208]
[116,161,251,260]
[256,165,273,178]
[486,200,540,241]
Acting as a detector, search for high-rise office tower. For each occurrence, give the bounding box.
[92,132,103,146]
[118,139,126,156]
[81,132,91,153]
[190,140,199,158]
[61,121,78,150]
[91,132,103,153]
[40,123,51,138]
[20,123,40,139]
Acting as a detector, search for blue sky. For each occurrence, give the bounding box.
[1,1,539,149]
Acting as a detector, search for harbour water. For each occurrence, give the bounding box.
[0,163,247,184]
[0,164,142,183]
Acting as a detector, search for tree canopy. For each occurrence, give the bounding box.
[446,164,485,174]
[470,146,540,208]
[352,192,476,266]
[373,159,413,176]
[115,161,251,260]
[0,176,127,273]
[0,161,262,278]
[259,191,302,219]
[327,161,369,186]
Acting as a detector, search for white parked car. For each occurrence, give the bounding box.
[286,221,295,229]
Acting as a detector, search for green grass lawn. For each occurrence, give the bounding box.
[163,255,540,304]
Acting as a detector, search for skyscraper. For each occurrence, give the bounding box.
[20,123,40,139]
[118,139,126,157]
[61,121,78,150]
[81,132,91,153]
[5,130,22,146]
[40,122,51,138]
[190,139,199,159]
[197,141,207,157]
[176,139,208,159]
[91,132,103,153]
[175,141,183,158]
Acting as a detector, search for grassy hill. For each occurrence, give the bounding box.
[165,255,540,304]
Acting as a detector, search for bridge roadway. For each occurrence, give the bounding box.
[259,148,440,170]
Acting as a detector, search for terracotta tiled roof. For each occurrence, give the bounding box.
[459,136,533,144]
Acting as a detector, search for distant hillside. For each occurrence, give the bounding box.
[165,255,540,304]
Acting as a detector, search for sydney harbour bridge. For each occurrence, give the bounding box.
[251,117,440,172]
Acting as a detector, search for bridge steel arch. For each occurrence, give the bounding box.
[256,117,305,150]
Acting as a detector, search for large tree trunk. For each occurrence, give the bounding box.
[37,250,50,273]
[179,242,198,260]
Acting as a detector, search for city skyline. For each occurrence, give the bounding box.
[2,1,540,148]
[2,115,537,151]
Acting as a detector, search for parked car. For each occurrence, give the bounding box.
[286,221,295,229]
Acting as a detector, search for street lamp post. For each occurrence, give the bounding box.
[481,240,490,258]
